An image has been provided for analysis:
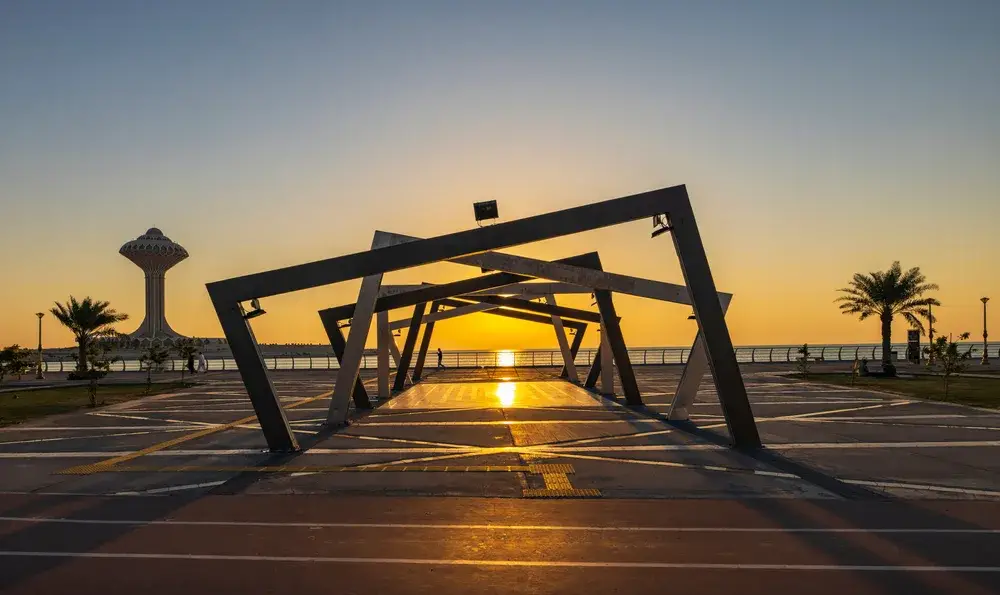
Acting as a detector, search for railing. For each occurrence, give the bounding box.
[38,343,1000,373]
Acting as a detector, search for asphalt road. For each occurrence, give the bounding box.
[1,494,999,594]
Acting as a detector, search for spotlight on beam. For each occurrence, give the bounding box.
[687,310,697,320]
[473,199,499,227]
[243,298,267,320]
[338,319,352,328]
[651,214,673,238]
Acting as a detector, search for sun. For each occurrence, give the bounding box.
[497,350,516,367]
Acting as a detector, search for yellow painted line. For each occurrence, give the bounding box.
[59,391,333,475]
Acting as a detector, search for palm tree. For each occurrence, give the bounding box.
[50,297,129,373]
[836,262,939,375]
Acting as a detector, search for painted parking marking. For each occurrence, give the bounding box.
[58,390,334,474]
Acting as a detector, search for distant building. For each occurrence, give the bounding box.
[119,227,189,344]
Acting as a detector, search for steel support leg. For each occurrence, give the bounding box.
[328,242,390,425]
[560,325,587,379]
[211,296,298,452]
[318,313,371,408]
[545,294,579,383]
[600,328,614,396]
[394,302,426,391]
[593,291,641,405]
[585,345,601,388]
[667,206,760,448]
[412,302,439,382]
[377,310,391,399]
[669,295,731,420]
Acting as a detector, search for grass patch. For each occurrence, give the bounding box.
[797,373,1000,409]
[0,382,189,426]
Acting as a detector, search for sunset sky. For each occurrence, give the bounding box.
[2,1,998,350]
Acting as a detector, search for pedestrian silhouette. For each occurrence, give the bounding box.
[437,348,444,369]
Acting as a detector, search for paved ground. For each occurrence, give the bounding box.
[1,364,999,592]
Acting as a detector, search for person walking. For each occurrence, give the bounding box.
[437,347,444,369]
[187,353,196,375]
[197,352,207,373]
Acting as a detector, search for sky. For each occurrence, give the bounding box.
[1,0,998,350]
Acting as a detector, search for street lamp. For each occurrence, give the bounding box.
[982,297,990,365]
[35,312,45,380]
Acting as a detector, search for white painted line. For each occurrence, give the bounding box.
[845,479,1000,498]
[0,429,192,447]
[0,426,205,432]
[2,516,999,534]
[694,400,889,406]
[771,441,1000,450]
[806,414,979,421]
[113,481,227,495]
[1,550,997,572]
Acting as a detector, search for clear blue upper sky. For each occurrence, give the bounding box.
[2,1,998,348]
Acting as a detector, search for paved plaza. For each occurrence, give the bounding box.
[1,365,999,593]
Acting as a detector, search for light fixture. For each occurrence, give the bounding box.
[473,199,499,226]
[338,319,352,328]
[651,214,672,238]
[243,298,267,320]
[687,310,697,320]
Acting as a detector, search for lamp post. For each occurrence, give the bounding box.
[982,297,990,365]
[35,312,45,380]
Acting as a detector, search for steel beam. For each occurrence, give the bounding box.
[600,329,614,395]
[560,325,587,379]
[383,232,705,306]
[668,294,732,420]
[328,232,397,425]
[394,302,426,391]
[594,290,641,405]
[546,294,579,383]
[319,253,602,323]
[209,186,690,303]
[390,301,497,330]
[318,312,371,408]
[667,204,760,448]
[459,294,601,323]
[412,302,440,382]
[210,296,298,452]
[377,310,391,399]
[585,344,602,389]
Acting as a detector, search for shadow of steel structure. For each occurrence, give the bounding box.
[206,184,761,452]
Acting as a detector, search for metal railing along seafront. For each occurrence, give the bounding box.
[37,343,1000,374]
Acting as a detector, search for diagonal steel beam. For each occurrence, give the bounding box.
[458,294,601,323]
[394,302,426,392]
[328,232,400,425]
[390,301,498,330]
[666,203,760,448]
[594,290,641,405]
[668,295,733,420]
[319,253,602,322]
[411,302,440,382]
[546,294,579,383]
[209,186,690,303]
[317,312,371,408]
[560,324,587,379]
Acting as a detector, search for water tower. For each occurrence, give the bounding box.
[119,227,189,339]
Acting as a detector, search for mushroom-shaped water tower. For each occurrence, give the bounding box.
[119,228,189,339]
